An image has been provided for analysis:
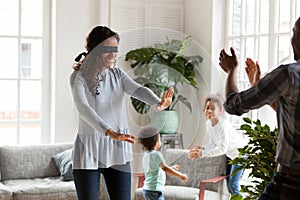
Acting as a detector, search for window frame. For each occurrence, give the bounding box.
[0,0,51,145]
[224,0,299,128]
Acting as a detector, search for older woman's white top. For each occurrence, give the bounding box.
[70,68,161,169]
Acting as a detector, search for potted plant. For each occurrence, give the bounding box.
[230,117,278,200]
[125,36,202,133]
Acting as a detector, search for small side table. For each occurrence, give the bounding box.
[160,133,183,151]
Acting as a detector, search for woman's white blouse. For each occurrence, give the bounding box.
[70,68,161,169]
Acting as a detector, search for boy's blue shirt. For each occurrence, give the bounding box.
[142,150,166,191]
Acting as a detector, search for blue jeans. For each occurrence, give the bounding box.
[143,189,165,200]
[228,163,244,196]
[73,162,131,200]
[259,172,300,200]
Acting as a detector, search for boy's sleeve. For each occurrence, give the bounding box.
[154,151,166,164]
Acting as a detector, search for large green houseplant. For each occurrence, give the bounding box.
[125,36,202,133]
[230,118,278,200]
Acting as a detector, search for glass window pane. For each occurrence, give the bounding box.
[238,37,255,83]
[278,0,290,32]
[20,122,41,144]
[278,35,290,64]
[238,81,250,91]
[229,39,242,58]
[245,0,255,35]
[0,81,17,120]
[231,0,241,35]
[21,39,42,78]
[0,0,19,35]
[0,0,46,145]
[245,37,255,59]
[296,1,300,19]
[20,80,41,120]
[260,0,269,34]
[258,36,269,74]
[0,38,18,78]
[0,123,17,145]
[21,0,43,36]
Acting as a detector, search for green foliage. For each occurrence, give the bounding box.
[230,194,243,200]
[231,118,278,199]
[125,36,203,114]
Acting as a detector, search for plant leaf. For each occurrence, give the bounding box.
[125,37,203,114]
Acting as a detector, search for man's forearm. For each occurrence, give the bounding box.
[225,68,239,98]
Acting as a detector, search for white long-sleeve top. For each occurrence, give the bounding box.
[70,67,161,169]
[201,117,248,160]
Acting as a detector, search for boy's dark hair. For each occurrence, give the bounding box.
[138,127,160,151]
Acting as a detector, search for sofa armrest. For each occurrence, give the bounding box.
[199,175,228,200]
[133,173,145,188]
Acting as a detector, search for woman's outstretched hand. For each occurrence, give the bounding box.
[105,129,138,144]
[156,87,174,111]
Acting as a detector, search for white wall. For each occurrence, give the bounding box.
[51,0,101,142]
[183,0,226,146]
[51,0,226,146]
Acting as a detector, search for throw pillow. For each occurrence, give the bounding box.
[52,148,73,181]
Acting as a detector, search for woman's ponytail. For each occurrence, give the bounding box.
[72,52,88,71]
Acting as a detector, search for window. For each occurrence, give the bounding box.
[225,0,300,127]
[0,0,50,145]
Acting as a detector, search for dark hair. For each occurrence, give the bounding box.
[138,127,160,151]
[72,26,119,96]
[203,93,224,111]
[85,26,120,53]
[74,26,120,64]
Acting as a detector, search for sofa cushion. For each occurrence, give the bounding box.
[3,174,111,200]
[0,182,12,200]
[0,143,73,181]
[53,149,73,181]
[3,177,76,200]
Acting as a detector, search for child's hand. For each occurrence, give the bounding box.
[180,174,189,183]
[188,145,203,160]
[172,165,180,171]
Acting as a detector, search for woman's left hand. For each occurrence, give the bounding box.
[105,129,138,144]
[156,87,174,111]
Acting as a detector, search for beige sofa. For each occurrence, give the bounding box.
[0,143,109,200]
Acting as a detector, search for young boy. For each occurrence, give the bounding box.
[189,94,248,197]
[138,126,188,200]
